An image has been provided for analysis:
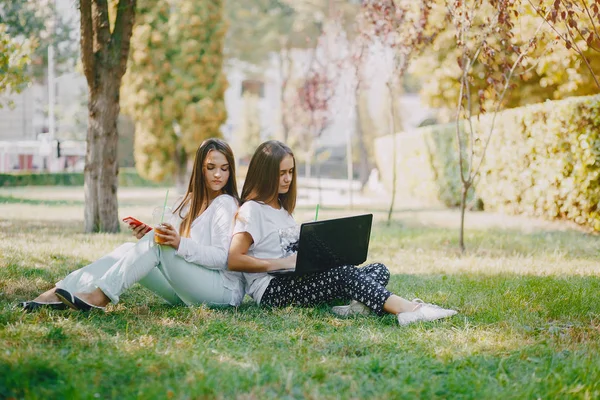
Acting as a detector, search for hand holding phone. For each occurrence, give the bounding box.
[122,216,152,234]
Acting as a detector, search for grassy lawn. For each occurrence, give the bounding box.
[1,187,599,399]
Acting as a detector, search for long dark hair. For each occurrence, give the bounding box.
[174,138,239,237]
[241,140,296,214]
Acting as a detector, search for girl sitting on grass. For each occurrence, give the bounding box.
[21,138,243,311]
[227,140,457,326]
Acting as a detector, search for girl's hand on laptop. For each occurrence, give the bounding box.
[278,253,297,270]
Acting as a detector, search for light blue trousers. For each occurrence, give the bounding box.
[55,232,233,306]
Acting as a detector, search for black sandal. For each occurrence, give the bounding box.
[55,288,106,312]
[20,301,69,312]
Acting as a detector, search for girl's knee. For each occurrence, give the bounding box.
[371,262,389,275]
[336,265,359,275]
[332,265,360,284]
[378,263,390,277]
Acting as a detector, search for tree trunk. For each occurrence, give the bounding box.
[304,138,314,178]
[316,159,322,206]
[84,75,120,233]
[80,0,136,233]
[277,47,292,143]
[386,82,398,225]
[175,146,188,194]
[304,151,312,179]
[280,79,290,143]
[346,104,355,209]
[459,183,469,253]
[354,101,370,188]
[386,131,397,225]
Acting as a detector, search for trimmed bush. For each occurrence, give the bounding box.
[0,168,171,188]
[375,94,600,231]
[0,172,84,187]
[374,123,467,208]
[474,95,600,231]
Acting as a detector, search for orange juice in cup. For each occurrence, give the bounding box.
[152,206,171,244]
[154,224,170,244]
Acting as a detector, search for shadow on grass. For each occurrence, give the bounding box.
[1,270,599,398]
[0,254,94,301]
[4,271,599,329]
[2,273,600,398]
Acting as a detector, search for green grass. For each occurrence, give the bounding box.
[1,187,599,399]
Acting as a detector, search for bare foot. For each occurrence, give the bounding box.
[33,288,60,303]
[75,288,110,308]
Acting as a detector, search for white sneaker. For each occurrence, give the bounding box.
[397,299,457,326]
[331,300,371,317]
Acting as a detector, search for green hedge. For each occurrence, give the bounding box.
[474,95,600,230]
[0,168,171,188]
[374,123,469,208]
[375,94,600,231]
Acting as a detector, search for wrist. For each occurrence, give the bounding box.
[267,260,279,272]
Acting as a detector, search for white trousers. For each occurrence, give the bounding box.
[55,232,233,306]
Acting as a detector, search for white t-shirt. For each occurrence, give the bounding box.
[170,194,245,306]
[232,200,298,304]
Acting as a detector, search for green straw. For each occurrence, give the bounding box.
[314,203,320,221]
[160,189,169,223]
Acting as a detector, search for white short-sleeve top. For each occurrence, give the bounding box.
[232,200,298,304]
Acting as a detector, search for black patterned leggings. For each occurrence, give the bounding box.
[261,263,392,315]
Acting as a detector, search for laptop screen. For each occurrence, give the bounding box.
[295,214,373,274]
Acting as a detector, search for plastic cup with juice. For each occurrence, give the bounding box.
[152,206,171,244]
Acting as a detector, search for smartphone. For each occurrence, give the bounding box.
[122,216,153,234]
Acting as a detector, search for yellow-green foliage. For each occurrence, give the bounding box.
[121,0,227,182]
[375,95,600,231]
[0,24,35,104]
[474,95,600,231]
[234,92,262,160]
[411,2,600,117]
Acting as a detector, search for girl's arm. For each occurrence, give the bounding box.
[228,232,296,272]
[175,196,238,269]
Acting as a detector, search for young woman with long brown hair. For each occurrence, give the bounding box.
[22,138,244,311]
[227,140,457,326]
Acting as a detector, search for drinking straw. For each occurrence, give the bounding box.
[315,203,320,221]
[160,189,169,224]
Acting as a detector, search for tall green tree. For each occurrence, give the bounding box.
[0,0,78,81]
[122,0,228,187]
[0,24,35,106]
[80,0,136,233]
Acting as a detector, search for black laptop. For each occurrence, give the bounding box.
[269,214,373,276]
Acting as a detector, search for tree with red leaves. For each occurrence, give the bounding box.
[450,0,549,252]
[293,27,341,179]
[529,0,600,89]
[359,0,439,224]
